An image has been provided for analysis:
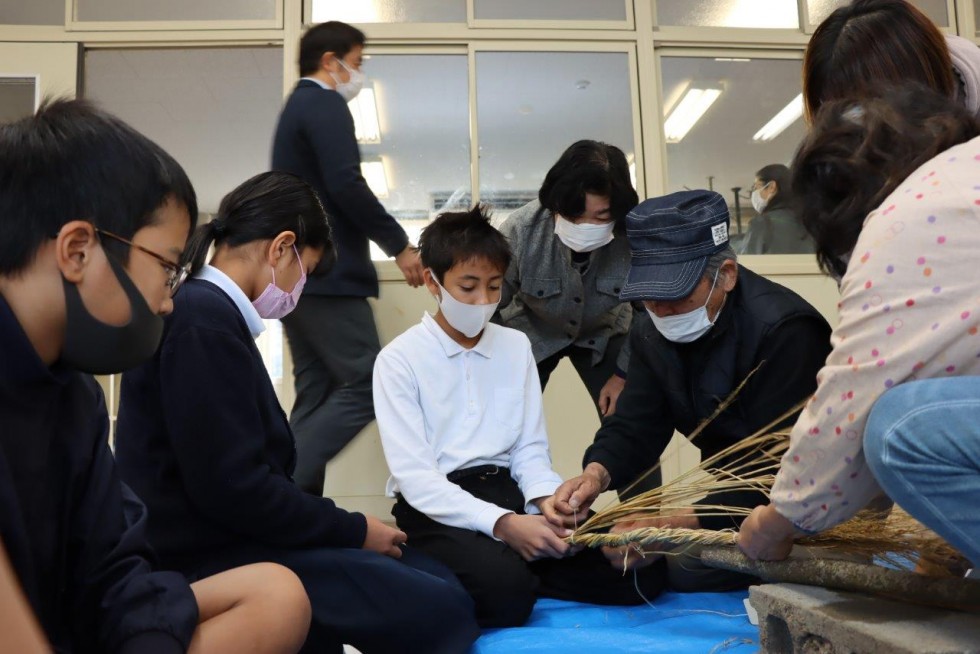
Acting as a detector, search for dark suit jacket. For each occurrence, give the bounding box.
[272,80,408,297]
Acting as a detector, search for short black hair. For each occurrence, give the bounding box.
[538,140,638,224]
[185,171,334,277]
[0,98,197,276]
[299,21,366,77]
[419,205,511,282]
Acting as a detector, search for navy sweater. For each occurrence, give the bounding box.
[0,296,197,654]
[115,279,368,572]
[272,80,409,298]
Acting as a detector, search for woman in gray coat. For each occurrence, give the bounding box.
[498,140,639,418]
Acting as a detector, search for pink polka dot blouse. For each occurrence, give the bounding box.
[770,136,980,533]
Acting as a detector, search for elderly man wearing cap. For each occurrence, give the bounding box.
[542,190,832,591]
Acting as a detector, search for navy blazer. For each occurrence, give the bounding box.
[115,279,368,574]
[272,80,408,298]
[0,296,197,654]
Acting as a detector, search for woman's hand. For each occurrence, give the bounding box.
[598,374,626,416]
[738,504,797,561]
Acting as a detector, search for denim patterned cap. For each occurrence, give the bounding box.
[619,190,730,301]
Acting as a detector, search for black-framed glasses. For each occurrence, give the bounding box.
[96,227,191,297]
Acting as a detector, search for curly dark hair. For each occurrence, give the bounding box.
[791,82,980,278]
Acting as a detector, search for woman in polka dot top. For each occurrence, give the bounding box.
[739,84,980,564]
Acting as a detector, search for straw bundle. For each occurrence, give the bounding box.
[569,400,966,575]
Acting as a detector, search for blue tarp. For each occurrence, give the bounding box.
[473,591,759,653]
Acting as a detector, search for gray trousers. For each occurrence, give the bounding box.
[536,334,626,419]
[282,296,380,495]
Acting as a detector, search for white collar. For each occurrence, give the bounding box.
[421,312,494,359]
[195,264,266,339]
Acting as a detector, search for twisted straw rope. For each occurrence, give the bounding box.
[569,526,737,550]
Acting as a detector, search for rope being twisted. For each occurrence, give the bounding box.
[570,526,737,550]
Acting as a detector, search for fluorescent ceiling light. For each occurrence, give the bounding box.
[349,87,381,144]
[753,93,803,142]
[361,160,388,198]
[664,87,722,143]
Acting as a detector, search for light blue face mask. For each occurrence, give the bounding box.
[647,268,724,343]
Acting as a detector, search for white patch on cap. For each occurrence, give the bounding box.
[711,222,728,246]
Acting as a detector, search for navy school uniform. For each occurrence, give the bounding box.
[0,296,198,654]
[115,273,479,654]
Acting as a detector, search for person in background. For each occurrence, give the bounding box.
[543,191,832,592]
[740,164,813,255]
[115,171,479,654]
[375,206,666,628]
[272,20,424,495]
[737,85,980,568]
[0,100,310,654]
[498,140,639,418]
[804,0,980,120]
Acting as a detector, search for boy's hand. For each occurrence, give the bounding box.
[362,515,407,559]
[598,374,626,416]
[394,245,424,288]
[493,514,571,562]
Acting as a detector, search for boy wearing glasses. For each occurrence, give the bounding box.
[0,100,311,653]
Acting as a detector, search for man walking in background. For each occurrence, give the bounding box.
[273,20,423,495]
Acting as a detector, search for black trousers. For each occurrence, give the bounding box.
[393,470,667,628]
[536,334,626,419]
[183,544,479,654]
[282,296,380,494]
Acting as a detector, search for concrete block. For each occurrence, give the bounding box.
[750,583,980,654]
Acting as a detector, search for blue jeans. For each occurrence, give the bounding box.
[865,377,980,565]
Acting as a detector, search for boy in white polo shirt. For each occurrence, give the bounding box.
[373,206,666,628]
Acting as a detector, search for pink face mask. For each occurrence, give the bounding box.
[252,245,306,320]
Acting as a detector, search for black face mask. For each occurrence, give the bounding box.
[61,250,164,374]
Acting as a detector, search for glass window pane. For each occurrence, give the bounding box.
[0,78,36,122]
[0,0,64,25]
[85,46,287,390]
[657,0,799,29]
[660,56,806,253]
[474,0,626,22]
[76,0,276,22]
[476,51,635,223]
[310,0,465,23]
[84,47,283,215]
[808,0,948,28]
[355,54,470,259]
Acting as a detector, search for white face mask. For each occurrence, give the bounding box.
[333,58,365,102]
[647,269,724,343]
[430,270,498,338]
[554,215,616,253]
[751,183,771,214]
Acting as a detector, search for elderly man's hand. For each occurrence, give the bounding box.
[737,504,796,561]
[601,512,700,571]
[545,463,611,529]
